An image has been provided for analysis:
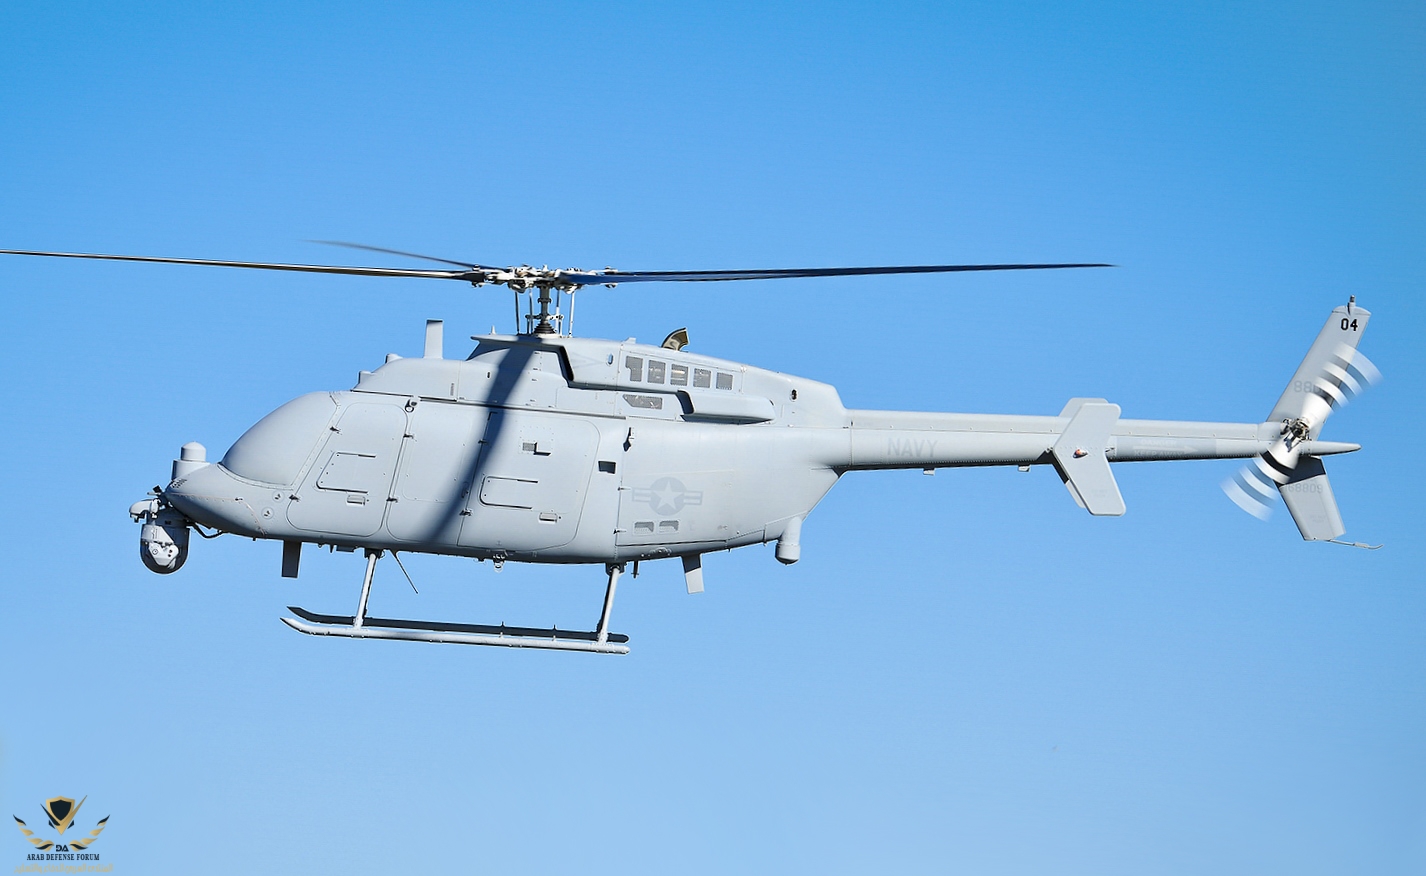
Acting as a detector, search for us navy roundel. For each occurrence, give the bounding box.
[636,477,704,516]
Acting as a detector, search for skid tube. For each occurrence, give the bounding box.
[281,553,631,655]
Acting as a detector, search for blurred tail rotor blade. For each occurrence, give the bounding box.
[1223,435,1299,521]
[1319,346,1381,407]
[1223,467,1278,520]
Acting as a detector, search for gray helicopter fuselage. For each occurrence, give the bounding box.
[162,330,1358,565]
[167,334,846,564]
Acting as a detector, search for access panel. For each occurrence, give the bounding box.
[458,409,599,554]
[288,402,405,537]
[386,402,485,543]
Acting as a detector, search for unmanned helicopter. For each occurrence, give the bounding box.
[1,245,1380,654]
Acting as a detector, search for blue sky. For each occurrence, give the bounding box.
[1,2,1422,873]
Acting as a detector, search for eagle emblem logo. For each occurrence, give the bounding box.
[13,796,108,851]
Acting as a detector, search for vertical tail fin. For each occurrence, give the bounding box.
[1267,299,1377,437]
[1279,456,1345,541]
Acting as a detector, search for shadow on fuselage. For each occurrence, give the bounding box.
[413,340,536,549]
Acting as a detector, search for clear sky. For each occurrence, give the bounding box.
[1,2,1422,874]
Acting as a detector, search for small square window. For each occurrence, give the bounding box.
[634,521,655,533]
[625,356,643,381]
[670,364,688,386]
[716,372,734,390]
[647,360,666,384]
[693,368,711,388]
[659,520,679,532]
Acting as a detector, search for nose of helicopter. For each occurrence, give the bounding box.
[164,455,266,536]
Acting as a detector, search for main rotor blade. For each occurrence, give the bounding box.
[558,263,1113,286]
[307,240,500,271]
[0,249,1113,290]
[0,249,480,281]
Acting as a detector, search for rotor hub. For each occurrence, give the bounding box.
[1282,417,1312,445]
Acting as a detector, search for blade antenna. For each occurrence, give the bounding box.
[1325,539,1384,550]
[391,551,419,594]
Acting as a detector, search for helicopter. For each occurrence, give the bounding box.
[1,245,1380,654]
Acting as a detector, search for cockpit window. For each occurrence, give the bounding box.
[221,393,336,486]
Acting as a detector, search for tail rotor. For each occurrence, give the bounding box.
[1223,432,1303,520]
[1221,301,1379,538]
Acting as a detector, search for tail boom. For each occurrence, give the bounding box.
[839,411,1356,472]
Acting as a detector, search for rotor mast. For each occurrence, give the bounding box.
[525,281,566,335]
[483,266,575,335]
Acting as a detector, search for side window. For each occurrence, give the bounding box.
[716,372,734,390]
[670,364,689,386]
[624,356,643,382]
[648,360,666,384]
[693,368,711,388]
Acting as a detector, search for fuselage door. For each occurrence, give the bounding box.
[387,402,484,543]
[458,409,598,554]
[288,402,405,537]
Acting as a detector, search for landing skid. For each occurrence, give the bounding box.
[282,551,631,654]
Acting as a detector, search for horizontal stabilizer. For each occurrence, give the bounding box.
[1279,456,1346,541]
[1059,397,1109,417]
[1052,401,1125,516]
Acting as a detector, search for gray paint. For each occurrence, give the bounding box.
[157,305,1371,571]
